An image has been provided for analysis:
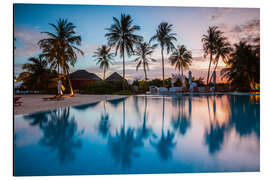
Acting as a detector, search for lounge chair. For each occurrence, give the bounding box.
[169,87,182,92]
[42,94,64,101]
[14,96,23,106]
[158,87,168,93]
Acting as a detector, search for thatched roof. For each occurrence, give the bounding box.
[105,72,123,82]
[69,70,102,81]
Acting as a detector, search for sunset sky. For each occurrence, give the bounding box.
[14,4,259,82]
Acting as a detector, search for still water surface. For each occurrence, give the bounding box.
[14,95,260,176]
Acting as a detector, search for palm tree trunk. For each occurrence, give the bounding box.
[122,52,126,90]
[161,46,165,87]
[206,53,213,85]
[67,74,74,96]
[209,60,219,84]
[143,61,147,81]
[103,68,106,81]
[181,68,183,76]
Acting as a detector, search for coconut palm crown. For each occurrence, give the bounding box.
[201,26,223,85]
[38,18,84,96]
[93,45,114,80]
[150,22,177,87]
[133,41,157,80]
[105,14,143,84]
[169,45,192,76]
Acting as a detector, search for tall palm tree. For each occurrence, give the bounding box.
[169,45,192,76]
[93,45,114,80]
[209,37,232,83]
[201,26,223,85]
[38,18,84,96]
[150,22,177,87]
[105,14,143,88]
[221,41,259,91]
[133,41,157,80]
[21,56,53,90]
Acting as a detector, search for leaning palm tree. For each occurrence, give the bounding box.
[39,18,84,96]
[150,22,177,87]
[169,45,192,76]
[105,14,143,88]
[201,26,223,85]
[209,37,232,83]
[133,41,157,80]
[93,45,114,80]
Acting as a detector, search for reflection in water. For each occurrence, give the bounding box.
[171,97,191,135]
[24,108,84,164]
[15,95,260,175]
[108,100,142,168]
[98,101,110,138]
[40,108,84,164]
[24,111,49,129]
[137,96,152,140]
[151,97,176,161]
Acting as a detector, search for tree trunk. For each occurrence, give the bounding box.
[209,60,219,84]
[143,61,147,81]
[161,46,165,87]
[206,53,213,85]
[122,52,126,90]
[103,68,106,81]
[67,74,74,97]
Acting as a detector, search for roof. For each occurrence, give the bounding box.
[69,70,102,81]
[105,72,124,82]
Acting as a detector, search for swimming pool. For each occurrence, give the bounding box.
[14,94,260,176]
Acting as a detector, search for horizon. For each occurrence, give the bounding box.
[14,4,259,82]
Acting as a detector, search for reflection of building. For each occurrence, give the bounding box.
[69,70,102,89]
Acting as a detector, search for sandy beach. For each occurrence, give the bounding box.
[14,94,127,115]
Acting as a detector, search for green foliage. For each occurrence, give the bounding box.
[82,80,132,94]
[221,41,260,91]
[113,90,133,95]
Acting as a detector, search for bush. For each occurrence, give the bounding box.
[113,90,133,95]
[81,80,132,94]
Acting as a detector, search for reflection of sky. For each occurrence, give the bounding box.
[14,95,260,175]
[14,4,259,81]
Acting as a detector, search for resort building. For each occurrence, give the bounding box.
[105,72,124,82]
[69,70,102,89]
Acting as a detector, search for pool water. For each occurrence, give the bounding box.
[14,95,260,176]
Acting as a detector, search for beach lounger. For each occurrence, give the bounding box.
[158,87,168,93]
[42,95,64,101]
[14,96,23,106]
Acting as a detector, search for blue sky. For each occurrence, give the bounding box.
[14,4,259,81]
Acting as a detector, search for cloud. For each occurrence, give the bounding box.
[210,8,232,21]
[14,27,46,58]
[229,19,260,43]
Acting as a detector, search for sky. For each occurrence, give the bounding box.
[14,4,260,82]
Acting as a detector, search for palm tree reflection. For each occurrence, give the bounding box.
[171,96,191,135]
[24,111,49,129]
[137,96,152,139]
[205,96,225,155]
[98,101,110,138]
[39,108,84,164]
[108,100,142,168]
[151,96,176,161]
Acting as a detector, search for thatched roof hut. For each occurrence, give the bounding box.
[105,72,123,82]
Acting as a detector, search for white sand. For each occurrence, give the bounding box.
[14,94,127,115]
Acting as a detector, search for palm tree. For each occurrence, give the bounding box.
[150,22,177,87]
[169,45,192,76]
[21,56,53,91]
[38,18,84,96]
[105,14,143,88]
[209,37,232,83]
[201,26,223,85]
[221,41,259,91]
[133,41,157,80]
[93,45,114,80]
